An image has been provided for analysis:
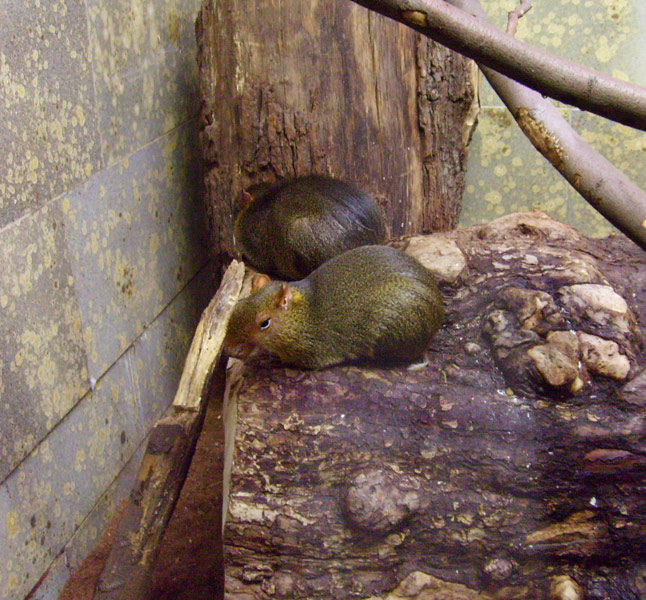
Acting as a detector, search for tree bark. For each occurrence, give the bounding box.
[195,0,477,268]
[223,213,646,600]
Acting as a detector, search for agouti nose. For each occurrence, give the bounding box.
[224,341,255,361]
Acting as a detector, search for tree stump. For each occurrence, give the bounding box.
[195,0,477,268]
[222,212,646,600]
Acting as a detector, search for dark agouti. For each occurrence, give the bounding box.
[233,175,386,280]
[224,245,443,369]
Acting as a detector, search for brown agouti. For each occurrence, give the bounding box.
[233,175,386,280]
[224,245,443,369]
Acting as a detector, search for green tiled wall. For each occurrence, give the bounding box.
[460,0,646,237]
[0,202,89,481]
[86,0,201,163]
[0,0,102,229]
[0,1,209,599]
[63,122,205,380]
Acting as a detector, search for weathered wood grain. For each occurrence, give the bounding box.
[195,0,476,269]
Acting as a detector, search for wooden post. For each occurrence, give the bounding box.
[195,0,477,268]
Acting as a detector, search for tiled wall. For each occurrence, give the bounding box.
[2,0,644,598]
[460,0,646,237]
[0,1,209,599]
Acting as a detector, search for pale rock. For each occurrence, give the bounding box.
[578,332,630,380]
[405,235,466,282]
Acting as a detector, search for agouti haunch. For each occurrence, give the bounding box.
[224,245,443,369]
[233,175,386,280]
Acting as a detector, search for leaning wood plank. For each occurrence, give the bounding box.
[173,261,245,411]
[94,260,244,600]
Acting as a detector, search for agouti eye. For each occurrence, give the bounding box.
[259,318,271,330]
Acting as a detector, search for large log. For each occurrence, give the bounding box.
[195,0,477,269]
[222,213,646,600]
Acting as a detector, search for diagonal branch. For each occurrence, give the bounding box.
[350,0,646,131]
[506,0,532,36]
[350,0,646,251]
[449,0,646,251]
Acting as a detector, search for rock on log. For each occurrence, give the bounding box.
[222,212,646,600]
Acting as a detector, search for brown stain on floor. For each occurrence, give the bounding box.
[58,395,225,600]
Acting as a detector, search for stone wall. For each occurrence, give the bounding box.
[0,1,210,598]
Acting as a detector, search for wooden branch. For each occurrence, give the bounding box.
[450,0,646,251]
[506,0,532,36]
[349,0,646,131]
[349,0,646,251]
[93,260,245,600]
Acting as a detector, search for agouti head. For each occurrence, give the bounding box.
[224,274,306,363]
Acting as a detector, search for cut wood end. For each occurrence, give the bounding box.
[172,260,245,411]
[401,10,427,28]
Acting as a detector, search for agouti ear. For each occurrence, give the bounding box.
[276,283,293,311]
[239,190,254,211]
[252,273,270,292]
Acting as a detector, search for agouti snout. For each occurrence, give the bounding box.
[224,245,443,369]
[234,175,386,280]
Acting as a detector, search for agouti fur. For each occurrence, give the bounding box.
[224,245,443,369]
[233,175,386,280]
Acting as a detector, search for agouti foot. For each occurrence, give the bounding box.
[407,353,430,371]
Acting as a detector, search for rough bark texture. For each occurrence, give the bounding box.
[416,40,479,232]
[223,212,646,600]
[195,0,476,269]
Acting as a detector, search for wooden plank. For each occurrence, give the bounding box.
[94,260,245,600]
[173,261,245,411]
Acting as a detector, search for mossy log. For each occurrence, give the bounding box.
[222,212,646,600]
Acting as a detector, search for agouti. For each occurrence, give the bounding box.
[224,245,444,369]
[233,175,386,280]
